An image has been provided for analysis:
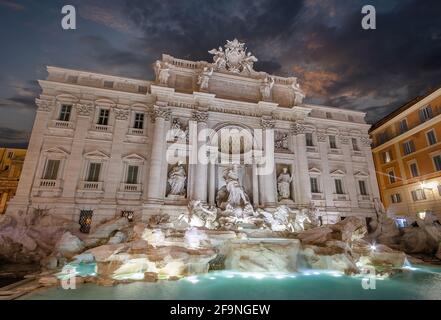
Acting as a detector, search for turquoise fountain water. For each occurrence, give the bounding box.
[23,264,441,300]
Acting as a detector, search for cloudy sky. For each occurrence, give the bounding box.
[0,0,440,147]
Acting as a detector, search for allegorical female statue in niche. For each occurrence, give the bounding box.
[277,167,292,200]
[167,161,187,196]
[224,164,250,208]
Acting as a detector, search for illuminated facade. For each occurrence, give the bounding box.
[370,87,441,223]
[0,148,26,214]
[6,40,381,230]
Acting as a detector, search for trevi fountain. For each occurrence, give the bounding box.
[0,39,440,299]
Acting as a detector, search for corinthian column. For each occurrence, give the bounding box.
[146,106,171,203]
[259,116,276,207]
[291,121,311,205]
[339,133,358,207]
[317,129,334,207]
[9,99,53,209]
[191,110,209,203]
[62,103,94,199]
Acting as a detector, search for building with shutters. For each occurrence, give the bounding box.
[370,87,441,225]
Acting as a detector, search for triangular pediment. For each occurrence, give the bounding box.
[309,167,321,174]
[43,147,69,157]
[354,170,369,177]
[84,150,110,159]
[122,153,146,162]
[330,169,346,176]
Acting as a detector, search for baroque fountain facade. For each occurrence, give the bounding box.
[1,40,424,289]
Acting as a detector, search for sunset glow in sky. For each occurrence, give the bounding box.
[0,0,440,147]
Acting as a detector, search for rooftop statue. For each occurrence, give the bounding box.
[209,39,258,74]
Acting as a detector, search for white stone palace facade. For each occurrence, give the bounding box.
[7,40,381,230]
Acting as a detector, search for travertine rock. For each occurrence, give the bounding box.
[224,239,300,272]
[301,245,358,274]
[401,227,439,254]
[329,216,367,242]
[72,252,95,264]
[296,227,333,245]
[85,217,130,247]
[436,243,441,260]
[108,231,127,244]
[55,232,85,258]
[39,275,59,287]
[40,255,58,270]
[85,244,128,262]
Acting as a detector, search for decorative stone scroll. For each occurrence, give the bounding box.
[192,110,209,123]
[152,107,172,122]
[75,103,94,116]
[360,136,372,146]
[316,130,327,143]
[114,108,130,121]
[338,134,350,145]
[36,99,53,112]
[290,121,305,135]
[261,116,275,129]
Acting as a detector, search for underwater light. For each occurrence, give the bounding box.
[113,272,145,281]
[370,243,377,251]
[186,276,199,284]
[252,273,266,280]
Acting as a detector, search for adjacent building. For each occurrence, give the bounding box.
[6,40,381,232]
[0,148,26,214]
[370,87,441,225]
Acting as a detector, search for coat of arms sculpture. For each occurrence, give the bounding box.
[209,39,258,74]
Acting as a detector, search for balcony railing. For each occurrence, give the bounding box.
[79,181,103,191]
[128,128,145,135]
[51,120,74,129]
[311,192,324,200]
[333,194,349,201]
[39,179,60,188]
[120,183,141,192]
[91,124,113,133]
[329,148,342,155]
[358,195,371,201]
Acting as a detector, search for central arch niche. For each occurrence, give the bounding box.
[208,123,258,206]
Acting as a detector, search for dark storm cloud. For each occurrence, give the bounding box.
[1,0,441,148]
[0,79,39,111]
[120,0,441,121]
[0,127,29,147]
[77,35,151,78]
[123,0,304,62]
[287,0,441,117]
